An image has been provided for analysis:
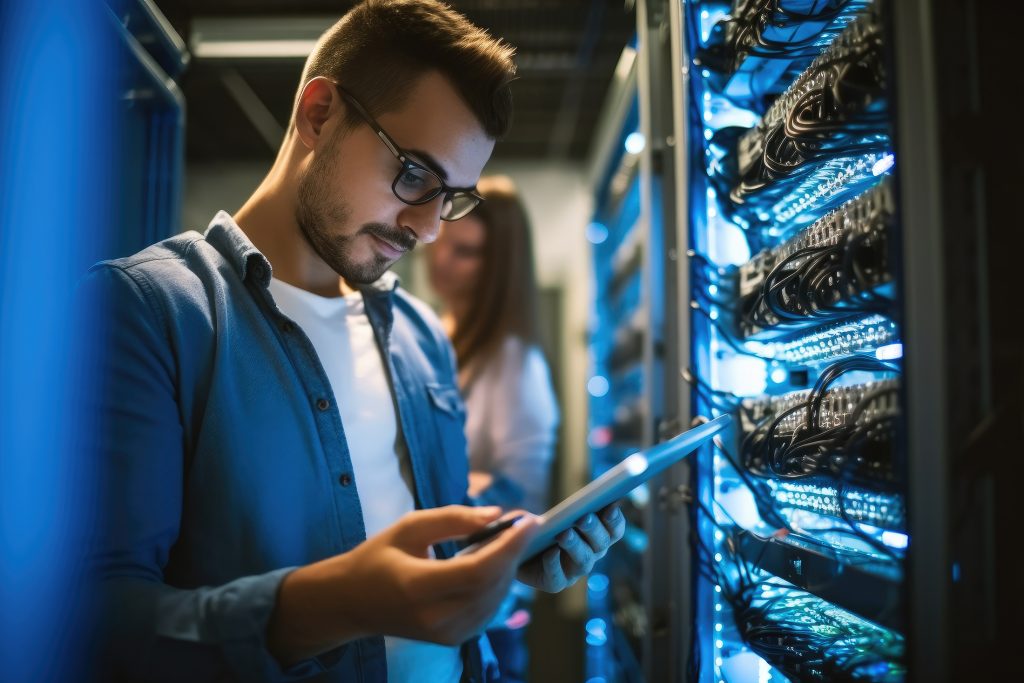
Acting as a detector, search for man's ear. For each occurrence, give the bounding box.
[294,77,339,151]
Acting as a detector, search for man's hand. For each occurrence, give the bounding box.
[516,504,625,593]
[268,505,539,665]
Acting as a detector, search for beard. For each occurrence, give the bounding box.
[295,137,416,284]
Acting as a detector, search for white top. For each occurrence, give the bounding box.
[463,337,559,514]
[268,277,462,683]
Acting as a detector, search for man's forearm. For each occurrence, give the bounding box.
[267,553,363,665]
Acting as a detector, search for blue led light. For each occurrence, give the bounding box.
[704,128,713,141]
[770,367,787,384]
[587,375,610,398]
[872,153,895,176]
[586,618,607,637]
[587,573,610,594]
[585,222,609,245]
[881,531,909,549]
[586,632,607,647]
[624,131,645,154]
[875,342,903,360]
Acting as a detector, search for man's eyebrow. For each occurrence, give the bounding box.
[406,148,480,193]
[406,148,450,182]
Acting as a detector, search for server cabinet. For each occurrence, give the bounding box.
[587,0,1016,680]
[105,0,187,262]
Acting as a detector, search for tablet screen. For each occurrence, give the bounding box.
[521,414,732,561]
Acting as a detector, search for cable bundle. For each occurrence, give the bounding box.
[730,4,887,207]
[736,179,894,336]
[739,357,900,486]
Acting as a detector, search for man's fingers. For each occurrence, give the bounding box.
[599,504,626,543]
[392,505,503,551]
[412,513,540,598]
[575,513,612,554]
[556,529,594,579]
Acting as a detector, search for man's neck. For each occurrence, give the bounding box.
[234,171,350,298]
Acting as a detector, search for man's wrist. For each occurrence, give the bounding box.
[267,554,363,665]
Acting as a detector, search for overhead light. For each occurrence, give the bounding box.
[191,16,335,60]
[194,40,318,59]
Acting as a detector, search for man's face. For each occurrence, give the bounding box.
[295,71,495,284]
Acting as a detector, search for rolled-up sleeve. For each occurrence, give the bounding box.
[81,265,336,682]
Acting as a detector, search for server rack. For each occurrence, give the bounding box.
[587,0,1015,680]
[105,0,187,261]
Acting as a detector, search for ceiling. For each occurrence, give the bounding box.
[152,0,637,164]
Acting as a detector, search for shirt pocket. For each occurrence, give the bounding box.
[424,382,469,507]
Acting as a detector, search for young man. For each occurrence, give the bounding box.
[84,1,623,682]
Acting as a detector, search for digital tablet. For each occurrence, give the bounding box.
[520,414,731,561]
[456,414,731,560]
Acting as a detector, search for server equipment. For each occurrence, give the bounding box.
[584,0,1014,680]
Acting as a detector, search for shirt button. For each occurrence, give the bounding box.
[339,473,352,487]
[316,397,330,411]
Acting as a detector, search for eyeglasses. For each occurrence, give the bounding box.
[334,84,484,222]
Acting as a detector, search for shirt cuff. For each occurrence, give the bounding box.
[216,567,348,682]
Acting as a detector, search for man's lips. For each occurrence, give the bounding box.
[369,232,407,258]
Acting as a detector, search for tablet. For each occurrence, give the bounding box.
[520,414,731,561]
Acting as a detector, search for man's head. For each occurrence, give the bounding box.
[286,0,516,284]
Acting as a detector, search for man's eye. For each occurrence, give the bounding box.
[400,170,427,186]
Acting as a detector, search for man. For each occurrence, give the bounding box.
[83,1,623,682]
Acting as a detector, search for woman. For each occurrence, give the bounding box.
[426,175,559,681]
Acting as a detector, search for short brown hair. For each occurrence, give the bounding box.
[451,175,540,377]
[295,0,516,138]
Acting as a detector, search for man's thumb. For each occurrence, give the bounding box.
[393,505,503,551]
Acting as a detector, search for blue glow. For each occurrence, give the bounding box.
[585,678,607,683]
[706,217,751,266]
[716,355,768,397]
[952,563,961,582]
[704,128,713,141]
[875,343,904,361]
[623,525,649,553]
[587,573,610,594]
[585,222,609,245]
[0,2,114,680]
[770,367,788,384]
[872,153,895,176]
[587,375,610,398]
[717,484,762,529]
[708,284,719,296]
[624,131,645,154]
[881,531,909,550]
[586,632,608,647]
[586,618,607,637]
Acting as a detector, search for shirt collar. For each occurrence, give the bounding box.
[203,210,401,295]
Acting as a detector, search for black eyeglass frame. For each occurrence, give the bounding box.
[333,84,484,222]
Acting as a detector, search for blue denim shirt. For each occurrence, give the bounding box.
[82,212,495,682]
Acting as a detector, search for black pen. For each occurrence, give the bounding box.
[458,514,524,549]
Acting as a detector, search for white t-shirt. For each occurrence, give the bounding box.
[268,277,462,683]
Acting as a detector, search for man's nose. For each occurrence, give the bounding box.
[397,196,444,244]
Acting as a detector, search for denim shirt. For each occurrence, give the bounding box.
[82,212,495,682]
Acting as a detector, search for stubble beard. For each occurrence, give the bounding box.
[294,141,415,285]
